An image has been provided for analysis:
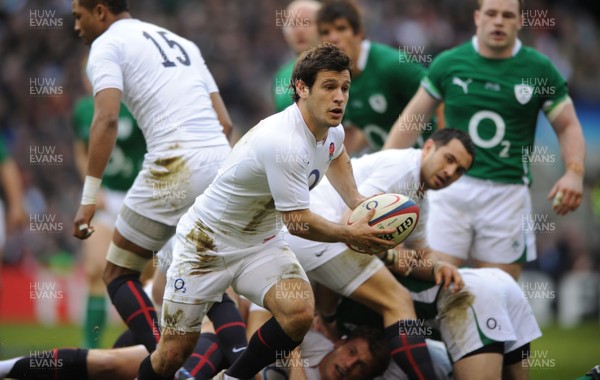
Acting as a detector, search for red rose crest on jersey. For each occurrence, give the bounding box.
[328,142,335,161]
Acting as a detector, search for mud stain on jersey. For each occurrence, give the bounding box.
[242,197,275,233]
[186,220,219,275]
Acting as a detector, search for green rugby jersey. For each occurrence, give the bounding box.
[72,96,146,191]
[344,41,429,150]
[422,38,568,184]
[273,58,296,113]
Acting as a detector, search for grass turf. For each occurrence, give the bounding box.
[0,322,598,378]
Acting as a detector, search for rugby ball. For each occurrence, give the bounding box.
[346,193,419,254]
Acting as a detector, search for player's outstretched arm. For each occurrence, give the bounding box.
[73,88,121,240]
[210,92,234,142]
[383,87,440,150]
[282,208,396,253]
[325,148,363,210]
[547,99,586,215]
[386,246,464,292]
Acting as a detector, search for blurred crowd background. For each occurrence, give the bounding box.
[0,0,599,325]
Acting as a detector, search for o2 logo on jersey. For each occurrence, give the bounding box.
[308,169,320,190]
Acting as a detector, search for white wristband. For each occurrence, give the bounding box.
[81,176,102,205]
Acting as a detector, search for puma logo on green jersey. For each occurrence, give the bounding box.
[452,77,473,94]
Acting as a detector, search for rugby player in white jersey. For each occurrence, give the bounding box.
[70,0,242,357]
[138,44,397,380]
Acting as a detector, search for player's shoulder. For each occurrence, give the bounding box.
[368,42,404,66]
[432,41,473,65]
[516,44,555,67]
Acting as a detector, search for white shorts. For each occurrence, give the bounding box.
[427,176,536,264]
[305,248,383,297]
[162,214,309,332]
[123,144,230,227]
[94,188,126,228]
[438,268,541,362]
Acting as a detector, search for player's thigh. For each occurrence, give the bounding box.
[426,179,475,261]
[453,352,503,380]
[88,345,148,380]
[233,242,313,317]
[502,360,528,380]
[162,223,232,332]
[472,184,535,265]
[307,248,383,298]
[349,265,416,323]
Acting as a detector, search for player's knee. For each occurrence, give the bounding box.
[280,303,314,339]
[103,243,149,285]
[153,337,196,374]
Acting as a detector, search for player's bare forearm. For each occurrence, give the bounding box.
[210,92,234,143]
[325,149,363,210]
[73,141,89,180]
[383,87,439,150]
[86,88,121,179]
[552,103,585,174]
[548,100,585,214]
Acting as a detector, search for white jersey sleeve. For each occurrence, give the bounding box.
[262,135,310,212]
[87,36,124,94]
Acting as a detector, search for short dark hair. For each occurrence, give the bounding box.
[79,0,128,14]
[429,128,476,167]
[346,325,390,377]
[290,43,352,103]
[317,0,363,35]
[477,0,524,13]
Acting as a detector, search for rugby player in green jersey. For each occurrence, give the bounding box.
[73,70,147,348]
[317,0,436,153]
[272,0,321,113]
[384,0,585,279]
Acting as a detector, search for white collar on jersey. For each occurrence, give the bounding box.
[356,39,371,71]
[471,35,522,57]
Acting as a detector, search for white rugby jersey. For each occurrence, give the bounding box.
[87,19,228,151]
[189,103,345,247]
[308,148,429,250]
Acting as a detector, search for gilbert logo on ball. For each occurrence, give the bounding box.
[347,193,419,254]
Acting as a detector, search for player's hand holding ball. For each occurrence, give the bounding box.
[346,193,420,254]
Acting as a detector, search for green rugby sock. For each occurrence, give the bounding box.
[84,295,106,348]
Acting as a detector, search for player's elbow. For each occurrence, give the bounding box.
[93,111,119,131]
